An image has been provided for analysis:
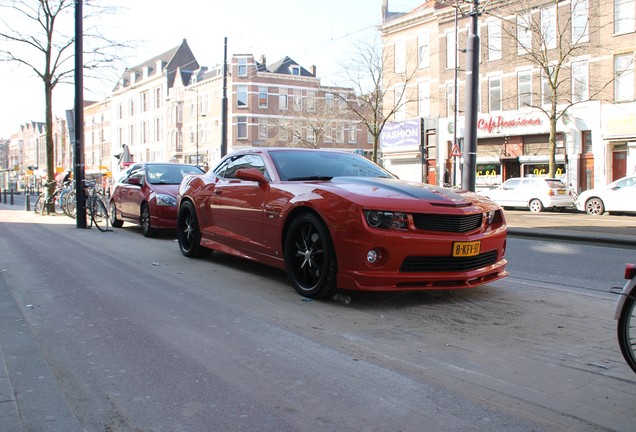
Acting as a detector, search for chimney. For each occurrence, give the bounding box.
[310,65,317,76]
[260,54,267,66]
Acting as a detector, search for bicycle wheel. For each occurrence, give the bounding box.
[65,190,77,218]
[34,194,44,214]
[92,197,109,232]
[618,295,636,374]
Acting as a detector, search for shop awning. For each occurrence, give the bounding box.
[519,154,566,164]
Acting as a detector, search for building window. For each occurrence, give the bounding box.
[325,92,334,110]
[258,86,268,108]
[394,39,405,73]
[306,127,315,143]
[238,57,248,77]
[517,14,532,54]
[615,0,635,34]
[488,20,502,61]
[141,91,148,112]
[335,124,345,144]
[418,33,430,69]
[258,118,268,140]
[279,88,288,110]
[418,81,431,117]
[488,76,502,112]
[583,130,592,153]
[615,53,635,101]
[572,0,589,43]
[518,71,532,109]
[279,124,288,142]
[154,87,161,109]
[572,60,589,102]
[237,116,248,139]
[338,93,347,109]
[118,103,123,119]
[294,89,303,111]
[237,85,248,107]
[541,6,557,50]
[367,131,374,144]
[324,126,332,143]
[446,30,456,70]
[154,118,161,141]
[290,65,301,75]
[348,124,357,144]
[129,98,135,116]
[307,91,316,112]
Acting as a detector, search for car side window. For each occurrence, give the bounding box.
[128,167,144,183]
[221,154,271,180]
[503,179,520,189]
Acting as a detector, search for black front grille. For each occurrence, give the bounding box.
[412,213,483,233]
[400,250,499,272]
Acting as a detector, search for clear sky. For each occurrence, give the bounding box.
[0,0,423,139]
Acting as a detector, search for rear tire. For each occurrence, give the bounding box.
[284,213,337,299]
[617,295,636,374]
[585,197,605,216]
[34,195,44,214]
[177,201,211,258]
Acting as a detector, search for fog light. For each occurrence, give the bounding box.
[367,249,378,264]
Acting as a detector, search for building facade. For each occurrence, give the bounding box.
[380,0,636,191]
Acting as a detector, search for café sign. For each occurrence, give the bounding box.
[478,115,541,133]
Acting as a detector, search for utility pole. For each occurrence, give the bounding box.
[462,0,480,192]
[220,37,228,158]
[74,0,87,228]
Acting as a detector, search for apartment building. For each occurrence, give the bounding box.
[380,0,636,191]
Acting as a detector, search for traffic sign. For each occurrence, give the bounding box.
[450,144,461,157]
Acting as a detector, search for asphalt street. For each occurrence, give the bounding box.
[1,193,636,431]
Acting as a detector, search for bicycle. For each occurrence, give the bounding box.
[34,180,65,215]
[614,263,636,374]
[63,180,110,232]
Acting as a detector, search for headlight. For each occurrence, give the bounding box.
[156,194,177,206]
[485,210,495,225]
[364,210,407,230]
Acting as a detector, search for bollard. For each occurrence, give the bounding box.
[2,189,6,204]
[10,189,14,205]
[25,188,30,211]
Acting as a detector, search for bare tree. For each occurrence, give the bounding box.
[339,35,419,163]
[0,0,128,210]
[491,0,615,178]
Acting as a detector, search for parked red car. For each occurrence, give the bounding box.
[177,148,508,298]
[109,162,204,236]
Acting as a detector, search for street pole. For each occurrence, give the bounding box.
[462,0,480,192]
[196,87,199,165]
[221,37,228,158]
[74,0,87,228]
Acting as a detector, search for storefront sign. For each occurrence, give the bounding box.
[478,116,541,133]
[380,118,422,150]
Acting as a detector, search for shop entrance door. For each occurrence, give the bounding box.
[612,151,627,181]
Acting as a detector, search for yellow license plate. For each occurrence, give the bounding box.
[557,190,565,195]
[453,241,481,257]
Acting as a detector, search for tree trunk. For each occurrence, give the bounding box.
[548,102,557,178]
[45,78,56,214]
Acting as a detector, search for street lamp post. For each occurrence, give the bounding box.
[195,88,199,165]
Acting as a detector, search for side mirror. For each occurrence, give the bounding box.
[235,168,269,185]
[128,177,142,186]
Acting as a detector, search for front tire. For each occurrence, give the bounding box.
[92,198,109,232]
[140,203,155,237]
[284,213,337,299]
[618,295,636,374]
[177,201,211,258]
[585,197,605,216]
[34,195,44,214]
[109,201,124,228]
[529,199,544,213]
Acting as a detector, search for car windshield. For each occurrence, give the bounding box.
[270,150,395,181]
[147,164,204,185]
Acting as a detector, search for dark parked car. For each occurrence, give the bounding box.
[176,148,508,298]
[109,162,205,236]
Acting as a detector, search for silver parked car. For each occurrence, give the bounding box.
[481,177,574,212]
[576,175,636,215]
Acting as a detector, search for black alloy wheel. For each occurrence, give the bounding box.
[109,201,124,228]
[141,203,155,237]
[177,201,211,258]
[284,212,337,299]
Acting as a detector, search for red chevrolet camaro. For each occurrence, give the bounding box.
[177,148,508,298]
